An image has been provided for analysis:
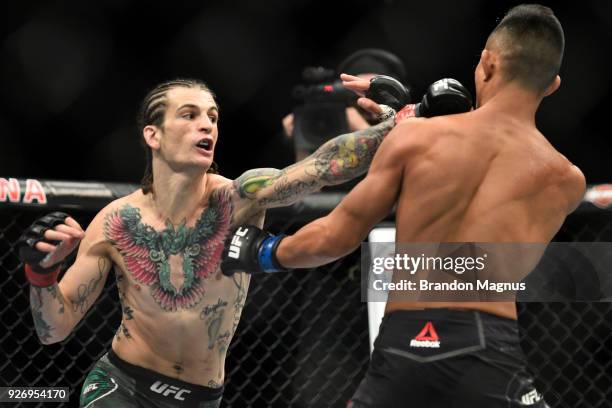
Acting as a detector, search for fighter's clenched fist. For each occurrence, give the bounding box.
[16,212,84,287]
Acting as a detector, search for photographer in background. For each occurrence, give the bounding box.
[271,49,406,401]
[283,48,407,161]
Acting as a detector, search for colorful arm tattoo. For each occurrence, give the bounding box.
[312,118,393,182]
[234,118,395,207]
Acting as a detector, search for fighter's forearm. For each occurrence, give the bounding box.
[234,118,395,209]
[29,284,74,344]
[276,218,359,268]
[310,118,394,185]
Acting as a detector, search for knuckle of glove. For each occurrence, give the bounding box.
[422,78,473,117]
[16,231,44,263]
[29,224,48,237]
[16,212,70,265]
[39,212,68,228]
[443,80,472,104]
[366,75,411,112]
[18,244,46,265]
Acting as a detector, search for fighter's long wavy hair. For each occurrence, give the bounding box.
[137,79,219,195]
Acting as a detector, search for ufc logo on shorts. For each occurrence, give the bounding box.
[228,227,249,259]
[84,383,98,393]
[150,381,192,401]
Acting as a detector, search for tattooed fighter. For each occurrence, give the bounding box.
[16,77,393,407]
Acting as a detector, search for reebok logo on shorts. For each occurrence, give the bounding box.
[410,321,441,348]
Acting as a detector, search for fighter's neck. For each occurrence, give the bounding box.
[149,168,210,224]
[478,85,541,126]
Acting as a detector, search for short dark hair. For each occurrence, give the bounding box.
[488,4,564,92]
[137,79,219,195]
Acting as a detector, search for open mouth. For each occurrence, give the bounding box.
[196,139,213,152]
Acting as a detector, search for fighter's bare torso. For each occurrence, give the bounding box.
[386,108,585,318]
[75,175,261,387]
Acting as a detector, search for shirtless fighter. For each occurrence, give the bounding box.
[222,5,586,407]
[16,76,398,407]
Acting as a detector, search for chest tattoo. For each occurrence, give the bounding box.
[104,189,233,311]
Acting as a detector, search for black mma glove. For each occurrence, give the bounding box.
[365,75,411,112]
[221,225,288,276]
[366,76,472,122]
[414,78,473,118]
[16,212,75,287]
[395,78,473,121]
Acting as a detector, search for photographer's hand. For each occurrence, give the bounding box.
[340,73,370,95]
[341,73,384,116]
[282,113,294,138]
[345,107,370,131]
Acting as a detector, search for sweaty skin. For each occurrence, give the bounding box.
[28,85,394,387]
[276,94,586,320]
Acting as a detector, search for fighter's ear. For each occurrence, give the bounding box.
[543,75,561,97]
[143,126,161,151]
[480,50,496,82]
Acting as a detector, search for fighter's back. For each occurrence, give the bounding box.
[395,109,583,243]
[389,109,585,317]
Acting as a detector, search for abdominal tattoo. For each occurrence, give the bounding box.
[200,298,229,348]
[200,298,230,379]
[231,273,247,334]
[104,189,232,312]
[115,268,133,341]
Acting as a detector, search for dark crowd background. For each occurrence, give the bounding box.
[0,0,611,185]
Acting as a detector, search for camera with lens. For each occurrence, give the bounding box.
[290,66,358,155]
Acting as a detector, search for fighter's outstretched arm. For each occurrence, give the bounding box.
[221,124,416,276]
[275,126,408,268]
[231,74,394,213]
[233,115,395,210]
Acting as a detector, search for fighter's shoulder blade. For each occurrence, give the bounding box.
[385,117,443,156]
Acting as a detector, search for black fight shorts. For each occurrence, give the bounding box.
[349,309,548,408]
[79,349,223,408]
